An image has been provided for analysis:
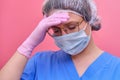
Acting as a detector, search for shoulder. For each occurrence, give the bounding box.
[104,52,120,65]
[32,50,66,60]
[30,50,67,66]
[97,52,120,79]
[104,52,120,76]
[110,54,120,79]
[21,50,66,80]
[107,52,120,64]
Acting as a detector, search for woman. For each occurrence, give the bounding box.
[0,0,120,80]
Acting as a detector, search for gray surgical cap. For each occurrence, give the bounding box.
[42,0,101,31]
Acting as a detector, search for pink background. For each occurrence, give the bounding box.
[0,0,120,69]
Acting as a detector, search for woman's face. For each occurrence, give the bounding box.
[47,10,91,36]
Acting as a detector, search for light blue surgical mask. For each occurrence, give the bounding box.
[53,23,91,55]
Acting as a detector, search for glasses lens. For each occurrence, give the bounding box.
[47,21,82,37]
[48,27,61,37]
[65,23,79,33]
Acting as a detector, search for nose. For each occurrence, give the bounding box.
[61,29,67,35]
[59,25,68,36]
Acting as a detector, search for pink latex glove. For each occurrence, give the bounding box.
[17,12,70,58]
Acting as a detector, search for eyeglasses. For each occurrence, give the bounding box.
[47,19,84,37]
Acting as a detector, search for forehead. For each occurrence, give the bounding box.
[48,10,83,23]
[68,12,83,23]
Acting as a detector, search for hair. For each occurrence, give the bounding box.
[42,0,101,31]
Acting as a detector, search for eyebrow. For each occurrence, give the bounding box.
[63,21,79,25]
[64,19,84,25]
[55,19,84,28]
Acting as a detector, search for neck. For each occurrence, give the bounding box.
[71,36,103,76]
[71,36,103,65]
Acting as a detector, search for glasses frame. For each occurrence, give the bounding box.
[47,19,84,37]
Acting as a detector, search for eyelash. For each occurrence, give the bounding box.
[52,28,61,33]
[67,25,76,29]
[51,23,79,32]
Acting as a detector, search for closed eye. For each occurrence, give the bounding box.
[65,22,79,30]
[52,27,61,33]
[67,25,76,30]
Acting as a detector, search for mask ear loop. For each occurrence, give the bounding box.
[83,23,92,36]
[83,23,88,30]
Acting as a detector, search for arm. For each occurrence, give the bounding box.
[0,52,28,80]
[0,12,69,80]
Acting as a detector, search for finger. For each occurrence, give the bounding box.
[48,18,69,23]
[50,12,70,19]
[45,18,70,29]
[43,15,47,18]
[45,20,61,28]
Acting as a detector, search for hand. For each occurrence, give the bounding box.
[17,12,70,58]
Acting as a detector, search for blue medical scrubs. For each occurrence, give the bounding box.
[21,50,120,80]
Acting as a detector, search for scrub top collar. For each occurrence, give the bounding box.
[61,51,113,80]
